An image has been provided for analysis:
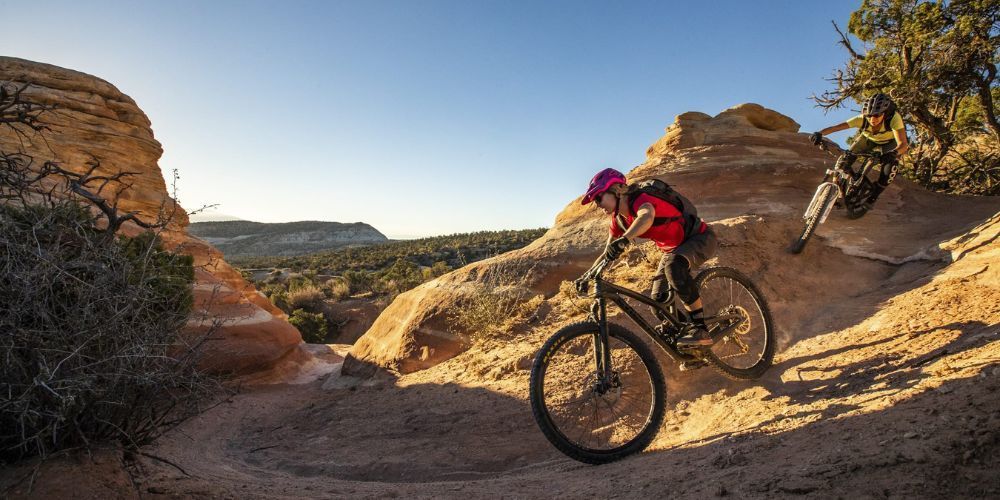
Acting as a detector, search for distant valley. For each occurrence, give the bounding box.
[188,220,388,258]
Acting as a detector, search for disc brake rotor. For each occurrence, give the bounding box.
[732,305,752,335]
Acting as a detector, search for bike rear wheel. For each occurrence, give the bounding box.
[529,321,666,464]
[845,183,872,219]
[696,267,775,380]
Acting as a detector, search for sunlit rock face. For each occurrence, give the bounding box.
[343,102,999,376]
[0,57,302,375]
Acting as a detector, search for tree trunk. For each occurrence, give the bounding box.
[909,106,955,187]
[976,68,1000,141]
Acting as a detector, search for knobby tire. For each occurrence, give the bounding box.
[529,321,666,464]
[696,267,775,380]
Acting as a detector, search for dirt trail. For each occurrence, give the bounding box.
[4,206,997,499]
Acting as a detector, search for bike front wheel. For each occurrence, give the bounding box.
[789,182,837,254]
[529,321,666,464]
[696,267,775,380]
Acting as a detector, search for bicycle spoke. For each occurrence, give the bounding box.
[538,332,658,452]
[699,273,769,371]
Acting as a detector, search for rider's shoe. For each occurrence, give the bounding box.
[675,325,715,348]
[679,359,708,371]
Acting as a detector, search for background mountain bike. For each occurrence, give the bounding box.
[529,256,774,464]
[789,141,884,254]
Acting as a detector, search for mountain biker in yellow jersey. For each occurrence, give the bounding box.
[580,168,718,349]
[809,93,909,210]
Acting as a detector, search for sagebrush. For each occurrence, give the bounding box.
[0,83,215,464]
[449,257,537,344]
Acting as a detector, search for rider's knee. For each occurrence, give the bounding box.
[666,256,699,304]
[879,164,899,187]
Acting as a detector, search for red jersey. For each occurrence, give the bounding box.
[609,193,706,252]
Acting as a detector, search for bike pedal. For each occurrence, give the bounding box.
[679,359,708,371]
[676,343,711,354]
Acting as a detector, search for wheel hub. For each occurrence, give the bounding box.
[721,305,752,335]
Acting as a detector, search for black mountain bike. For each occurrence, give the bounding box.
[529,256,774,464]
[789,141,884,254]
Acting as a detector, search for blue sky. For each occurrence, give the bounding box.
[6,0,863,238]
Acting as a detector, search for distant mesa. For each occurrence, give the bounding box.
[187,209,245,223]
[188,220,389,258]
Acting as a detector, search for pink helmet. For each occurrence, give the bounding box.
[581,168,626,205]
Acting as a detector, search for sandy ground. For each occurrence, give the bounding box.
[2,206,999,499]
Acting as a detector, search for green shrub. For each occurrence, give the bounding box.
[343,270,374,294]
[261,283,291,314]
[289,309,328,343]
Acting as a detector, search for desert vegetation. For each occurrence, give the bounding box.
[232,228,547,272]
[0,82,214,466]
[239,228,547,343]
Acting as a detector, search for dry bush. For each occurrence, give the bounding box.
[287,285,325,312]
[324,278,351,301]
[449,257,537,344]
[0,85,216,466]
[0,173,214,465]
[940,139,1000,196]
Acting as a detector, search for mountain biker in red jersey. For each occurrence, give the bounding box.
[580,168,718,348]
[809,93,910,210]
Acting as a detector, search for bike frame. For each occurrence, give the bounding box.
[803,145,882,223]
[582,259,741,384]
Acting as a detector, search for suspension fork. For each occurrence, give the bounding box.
[591,290,613,389]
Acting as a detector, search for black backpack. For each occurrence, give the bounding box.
[615,179,702,238]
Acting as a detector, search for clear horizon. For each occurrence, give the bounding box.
[7,1,863,239]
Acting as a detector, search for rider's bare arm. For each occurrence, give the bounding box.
[892,128,909,155]
[621,203,655,242]
[818,122,851,136]
[587,234,614,269]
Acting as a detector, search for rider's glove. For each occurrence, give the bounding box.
[573,277,589,295]
[880,150,898,164]
[604,237,630,261]
[809,132,823,145]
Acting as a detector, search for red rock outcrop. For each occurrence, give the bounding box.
[344,102,1000,376]
[0,57,301,375]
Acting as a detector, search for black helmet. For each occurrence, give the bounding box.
[862,93,894,116]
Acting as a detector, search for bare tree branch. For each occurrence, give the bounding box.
[833,21,865,61]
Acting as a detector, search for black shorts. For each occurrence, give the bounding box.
[672,225,718,270]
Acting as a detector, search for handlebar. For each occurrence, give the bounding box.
[815,140,881,159]
[574,256,613,295]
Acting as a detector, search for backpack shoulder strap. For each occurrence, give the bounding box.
[632,190,681,227]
